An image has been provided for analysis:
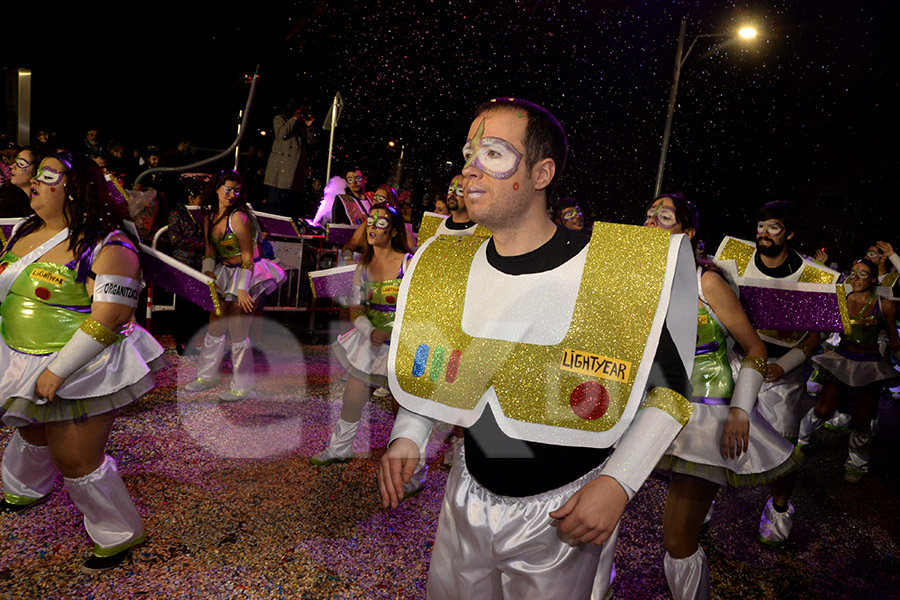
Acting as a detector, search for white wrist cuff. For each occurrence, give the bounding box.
[774,347,807,374]
[353,315,375,339]
[237,268,253,291]
[92,274,142,308]
[730,367,764,415]
[201,257,216,273]
[389,407,435,454]
[47,328,111,379]
[600,406,684,501]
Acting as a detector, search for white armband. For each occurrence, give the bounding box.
[92,274,142,308]
[47,319,119,379]
[201,257,216,274]
[353,315,375,339]
[774,347,807,374]
[600,405,685,501]
[889,253,900,272]
[237,267,253,292]
[388,407,436,456]
[730,365,765,416]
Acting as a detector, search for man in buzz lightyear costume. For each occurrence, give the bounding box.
[714,200,840,548]
[377,98,698,599]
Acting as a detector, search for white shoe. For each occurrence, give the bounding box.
[184,378,220,392]
[310,418,361,466]
[218,388,257,402]
[823,412,851,431]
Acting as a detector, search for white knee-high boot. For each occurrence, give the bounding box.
[844,429,874,478]
[2,430,58,506]
[63,456,144,555]
[797,407,828,446]
[229,337,255,394]
[310,418,361,465]
[664,547,711,600]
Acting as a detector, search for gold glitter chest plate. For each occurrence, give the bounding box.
[393,224,673,435]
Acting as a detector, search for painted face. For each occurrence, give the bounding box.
[559,205,584,231]
[373,187,393,207]
[462,118,523,180]
[644,198,685,234]
[346,171,365,194]
[217,180,241,205]
[29,157,68,216]
[848,263,875,292]
[757,220,785,238]
[33,160,66,187]
[446,176,465,211]
[10,151,35,187]
[366,208,393,246]
[461,110,530,228]
[865,247,883,263]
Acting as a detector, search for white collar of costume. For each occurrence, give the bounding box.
[388,224,696,449]
[0,226,70,302]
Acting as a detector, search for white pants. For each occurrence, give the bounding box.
[427,451,617,600]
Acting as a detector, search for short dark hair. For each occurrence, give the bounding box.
[474,98,568,203]
[757,201,798,236]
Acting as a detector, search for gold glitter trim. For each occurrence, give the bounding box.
[349,307,366,322]
[835,283,852,334]
[715,237,754,276]
[0,227,7,248]
[204,252,216,260]
[240,261,253,270]
[79,317,120,346]
[473,224,493,238]
[208,280,223,317]
[394,223,676,434]
[290,218,302,238]
[798,264,837,284]
[740,355,768,377]
[417,214,444,241]
[642,387,693,426]
[309,275,318,300]
[881,272,900,288]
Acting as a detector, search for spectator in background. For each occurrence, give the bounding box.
[168,176,209,356]
[263,103,317,216]
[1,146,43,217]
[83,128,102,154]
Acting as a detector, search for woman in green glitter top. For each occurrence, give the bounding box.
[0,153,165,573]
[310,204,421,487]
[646,193,800,600]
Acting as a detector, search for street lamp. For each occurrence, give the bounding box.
[653,20,758,198]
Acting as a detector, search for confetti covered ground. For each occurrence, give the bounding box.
[1,319,899,599]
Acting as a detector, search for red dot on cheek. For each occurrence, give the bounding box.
[513,182,519,191]
[49,187,56,193]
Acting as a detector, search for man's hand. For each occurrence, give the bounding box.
[378,437,420,509]
[35,369,66,403]
[876,240,894,258]
[370,328,390,345]
[548,475,626,546]
[721,407,750,459]
[765,363,784,382]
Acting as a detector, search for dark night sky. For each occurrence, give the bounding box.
[5,0,897,262]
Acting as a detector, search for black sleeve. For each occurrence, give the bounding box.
[645,324,691,398]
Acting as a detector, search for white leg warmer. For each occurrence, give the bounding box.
[664,547,711,600]
[64,456,144,554]
[2,430,58,504]
[196,332,227,383]
[312,418,361,464]
[798,407,828,446]
[229,337,255,394]
[845,429,874,474]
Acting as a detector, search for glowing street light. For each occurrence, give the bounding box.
[653,20,760,198]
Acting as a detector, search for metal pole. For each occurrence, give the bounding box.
[326,99,337,182]
[233,109,243,171]
[653,20,687,199]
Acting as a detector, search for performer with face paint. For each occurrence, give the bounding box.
[552,197,587,232]
[340,185,417,262]
[714,200,840,548]
[379,99,697,599]
[0,153,165,573]
[311,205,420,478]
[646,193,800,600]
[417,175,492,241]
[798,259,900,481]
[1,147,43,218]
[183,170,285,401]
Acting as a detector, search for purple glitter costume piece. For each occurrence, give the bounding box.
[739,285,846,333]
[254,212,302,238]
[139,247,217,312]
[309,266,355,299]
[325,224,356,246]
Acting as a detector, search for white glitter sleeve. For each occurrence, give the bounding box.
[730,368,764,415]
[599,406,684,501]
[889,253,900,273]
[774,347,806,374]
